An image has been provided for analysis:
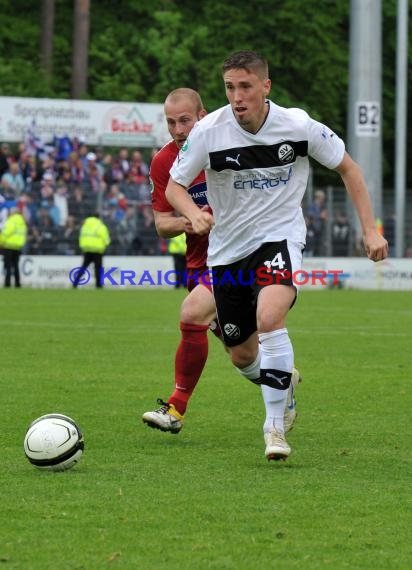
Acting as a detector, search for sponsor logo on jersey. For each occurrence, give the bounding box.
[233,167,292,190]
[188,181,208,206]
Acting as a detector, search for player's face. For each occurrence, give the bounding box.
[165,101,201,149]
[224,69,271,134]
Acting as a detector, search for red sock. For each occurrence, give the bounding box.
[209,319,223,340]
[168,322,209,415]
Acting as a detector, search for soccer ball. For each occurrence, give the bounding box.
[23,413,84,471]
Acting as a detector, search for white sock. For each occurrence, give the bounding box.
[259,329,294,433]
[235,346,261,383]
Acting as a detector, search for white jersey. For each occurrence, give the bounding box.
[170,100,345,266]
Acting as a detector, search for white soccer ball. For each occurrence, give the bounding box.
[23,413,84,471]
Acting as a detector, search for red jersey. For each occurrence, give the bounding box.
[150,140,209,270]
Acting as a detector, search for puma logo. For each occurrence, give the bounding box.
[225,154,240,167]
[265,373,288,386]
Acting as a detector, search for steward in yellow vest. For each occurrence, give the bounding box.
[73,215,110,288]
[79,216,110,254]
[168,233,187,256]
[0,210,27,288]
[168,233,187,289]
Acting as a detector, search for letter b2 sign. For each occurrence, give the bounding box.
[355,101,380,137]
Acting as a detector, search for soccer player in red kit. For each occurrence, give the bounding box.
[142,88,220,433]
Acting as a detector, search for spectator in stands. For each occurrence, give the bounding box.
[86,152,104,178]
[77,142,90,170]
[332,211,352,256]
[34,207,58,254]
[72,135,86,153]
[18,153,38,192]
[37,157,56,183]
[85,152,105,193]
[306,189,327,256]
[54,135,73,163]
[55,156,69,180]
[39,173,55,207]
[104,183,127,215]
[67,151,85,184]
[95,146,105,166]
[1,142,12,159]
[0,143,10,177]
[117,148,130,176]
[68,185,88,222]
[57,165,75,189]
[0,207,27,287]
[72,214,111,288]
[1,162,25,198]
[16,142,26,158]
[303,215,316,257]
[103,155,124,186]
[140,213,159,255]
[138,198,154,230]
[54,183,69,227]
[130,150,149,182]
[57,215,79,255]
[117,204,139,255]
[18,192,38,227]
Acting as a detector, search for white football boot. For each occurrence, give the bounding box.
[284,367,302,433]
[264,429,291,461]
[142,399,184,434]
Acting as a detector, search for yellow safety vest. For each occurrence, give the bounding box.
[168,233,187,255]
[0,212,27,250]
[79,217,111,254]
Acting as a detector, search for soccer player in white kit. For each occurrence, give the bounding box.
[165,50,388,461]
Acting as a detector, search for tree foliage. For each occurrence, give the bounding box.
[0,0,410,185]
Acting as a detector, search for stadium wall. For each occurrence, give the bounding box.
[15,255,412,290]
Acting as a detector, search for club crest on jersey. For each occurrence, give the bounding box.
[181,140,189,152]
[223,323,240,339]
[278,143,294,163]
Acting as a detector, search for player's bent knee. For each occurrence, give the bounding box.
[180,290,215,324]
[230,349,257,369]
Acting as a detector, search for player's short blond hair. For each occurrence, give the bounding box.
[164,88,204,114]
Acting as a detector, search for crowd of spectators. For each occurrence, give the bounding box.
[0,138,167,256]
[1,138,410,258]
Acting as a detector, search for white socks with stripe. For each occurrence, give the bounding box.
[259,328,294,433]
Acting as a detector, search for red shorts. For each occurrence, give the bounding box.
[186,266,212,292]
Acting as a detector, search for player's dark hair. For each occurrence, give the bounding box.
[222,50,269,80]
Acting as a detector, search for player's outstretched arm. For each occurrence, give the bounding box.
[166,179,214,235]
[334,152,388,262]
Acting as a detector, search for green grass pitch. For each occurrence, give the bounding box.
[1,288,411,569]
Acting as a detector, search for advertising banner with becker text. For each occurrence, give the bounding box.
[0,96,170,148]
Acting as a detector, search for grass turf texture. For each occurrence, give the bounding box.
[0,288,411,569]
